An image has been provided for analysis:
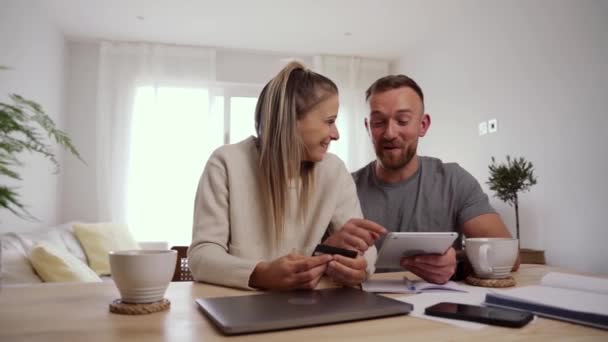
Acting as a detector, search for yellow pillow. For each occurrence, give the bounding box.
[29,243,102,283]
[73,222,140,275]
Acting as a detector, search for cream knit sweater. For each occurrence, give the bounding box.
[188,137,377,289]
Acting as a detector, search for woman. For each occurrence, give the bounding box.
[188,61,384,290]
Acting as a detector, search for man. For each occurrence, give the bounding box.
[328,75,519,284]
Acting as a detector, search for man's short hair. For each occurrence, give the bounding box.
[365,75,424,104]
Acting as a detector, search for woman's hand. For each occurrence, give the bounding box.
[249,253,332,290]
[325,254,368,286]
[323,218,386,253]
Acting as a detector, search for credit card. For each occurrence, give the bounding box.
[313,244,358,258]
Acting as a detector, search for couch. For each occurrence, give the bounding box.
[0,222,167,285]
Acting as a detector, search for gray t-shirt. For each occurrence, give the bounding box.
[352,156,496,250]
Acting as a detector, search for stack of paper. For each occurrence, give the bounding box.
[485,272,608,330]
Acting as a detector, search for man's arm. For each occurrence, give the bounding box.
[461,213,520,271]
[401,213,520,284]
[451,165,520,271]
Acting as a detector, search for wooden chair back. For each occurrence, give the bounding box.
[171,246,194,281]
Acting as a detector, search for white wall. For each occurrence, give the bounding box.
[216,49,312,84]
[396,0,608,274]
[0,0,67,232]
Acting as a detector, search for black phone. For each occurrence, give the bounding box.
[312,244,357,258]
[425,302,534,328]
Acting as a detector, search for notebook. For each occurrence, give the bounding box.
[195,287,413,335]
[362,276,467,294]
[484,272,608,330]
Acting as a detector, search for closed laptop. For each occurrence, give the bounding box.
[196,287,412,335]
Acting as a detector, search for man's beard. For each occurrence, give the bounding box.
[376,142,417,170]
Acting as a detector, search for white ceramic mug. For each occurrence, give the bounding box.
[109,249,177,303]
[465,238,518,279]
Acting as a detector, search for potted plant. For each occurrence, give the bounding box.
[1,66,83,219]
[487,156,543,264]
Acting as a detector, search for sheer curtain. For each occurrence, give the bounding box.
[95,42,216,244]
[313,56,390,172]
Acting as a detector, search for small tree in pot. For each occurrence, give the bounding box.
[487,156,538,248]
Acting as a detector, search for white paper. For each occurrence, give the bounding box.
[362,277,467,294]
[404,278,468,293]
[396,284,491,330]
[541,272,608,295]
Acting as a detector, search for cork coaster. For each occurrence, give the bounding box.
[109,298,170,315]
[465,275,516,288]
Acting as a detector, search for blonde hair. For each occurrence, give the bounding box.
[254,61,338,244]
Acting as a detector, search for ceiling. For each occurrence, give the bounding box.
[40,0,485,59]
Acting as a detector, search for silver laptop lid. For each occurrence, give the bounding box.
[196,287,412,335]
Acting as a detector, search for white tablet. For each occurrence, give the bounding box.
[375,232,459,269]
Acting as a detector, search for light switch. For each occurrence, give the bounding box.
[478,121,488,136]
[488,119,498,133]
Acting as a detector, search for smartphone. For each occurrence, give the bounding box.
[425,302,534,328]
[312,244,357,258]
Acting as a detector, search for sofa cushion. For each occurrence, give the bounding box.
[0,233,42,284]
[15,222,88,266]
[54,222,89,265]
[16,228,66,252]
[15,222,91,262]
[73,223,140,276]
[29,242,102,283]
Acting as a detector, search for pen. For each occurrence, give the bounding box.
[403,277,417,292]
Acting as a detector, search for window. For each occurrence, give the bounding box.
[229,97,258,143]
[127,84,261,246]
[127,83,358,245]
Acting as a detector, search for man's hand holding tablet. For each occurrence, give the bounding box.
[376,232,459,284]
[401,246,457,284]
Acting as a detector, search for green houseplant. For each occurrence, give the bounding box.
[1,66,83,219]
[487,156,538,247]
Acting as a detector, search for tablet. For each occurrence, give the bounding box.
[375,232,459,269]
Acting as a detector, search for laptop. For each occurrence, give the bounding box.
[195,287,412,335]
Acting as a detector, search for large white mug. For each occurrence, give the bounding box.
[109,249,177,303]
[465,238,518,279]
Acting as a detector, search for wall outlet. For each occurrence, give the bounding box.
[478,121,488,136]
[488,119,498,133]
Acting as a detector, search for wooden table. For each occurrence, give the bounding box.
[1,265,606,341]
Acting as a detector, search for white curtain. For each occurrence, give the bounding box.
[313,56,390,172]
[95,42,216,243]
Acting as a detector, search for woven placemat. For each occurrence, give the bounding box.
[109,298,170,315]
[465,275,516,288]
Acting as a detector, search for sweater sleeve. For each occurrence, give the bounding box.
[187,152,260,290]
[329,159,378,277]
